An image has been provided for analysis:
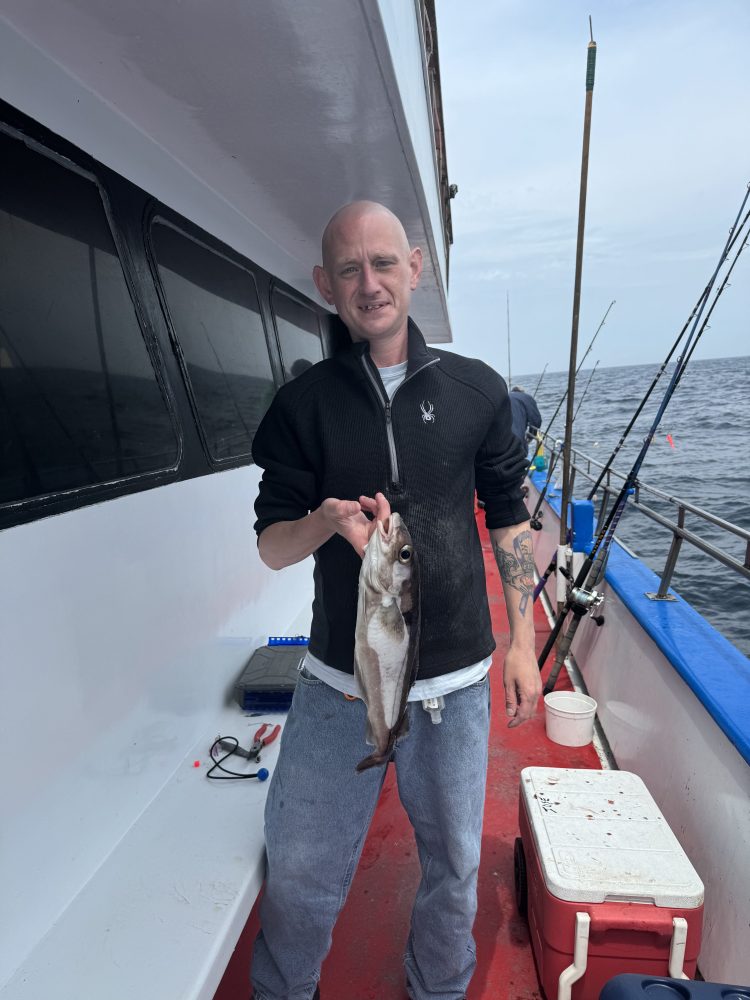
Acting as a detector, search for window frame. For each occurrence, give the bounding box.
[0,118,184,529]
[145,209,281,471]
[268,278,329,380]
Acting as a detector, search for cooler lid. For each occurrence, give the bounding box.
[520,767,704,907]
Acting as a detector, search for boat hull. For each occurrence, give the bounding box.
[527,477,750,985]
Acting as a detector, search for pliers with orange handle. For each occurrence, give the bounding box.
[248,722,281,762]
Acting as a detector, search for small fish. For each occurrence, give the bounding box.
[354,512,420,772]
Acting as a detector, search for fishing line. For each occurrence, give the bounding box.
[586,206,750,502]
[539,183,750,687]
[538,300,615,443]
[533,362,549,396]
[572,359,599,422]
[529,301,615,526]
[673,220,750,388]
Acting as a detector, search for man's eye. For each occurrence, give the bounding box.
[375,259,394,268]
[341,266,358,276]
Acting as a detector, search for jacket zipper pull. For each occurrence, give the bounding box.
[383,401,400,491]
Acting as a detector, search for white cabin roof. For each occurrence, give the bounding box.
[0,0,453,340]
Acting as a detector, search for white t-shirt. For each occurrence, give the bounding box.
[302,650,492,701]
[378,359,408,399]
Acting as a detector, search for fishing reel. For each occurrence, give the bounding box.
[569,586,605,625]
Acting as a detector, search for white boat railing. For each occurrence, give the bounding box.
[536,433,750,601]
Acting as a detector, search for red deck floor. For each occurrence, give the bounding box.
[214,518,602,1000]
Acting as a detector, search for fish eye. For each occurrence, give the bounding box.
[398,545,412,563]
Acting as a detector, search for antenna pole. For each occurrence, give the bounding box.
[559,22,597,550]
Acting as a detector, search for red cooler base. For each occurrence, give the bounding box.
[519,796,703,1000]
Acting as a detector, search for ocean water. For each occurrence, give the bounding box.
[518,355,750,658]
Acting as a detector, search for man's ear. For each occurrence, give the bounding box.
[313,264,335,305]
[409,247,423,290]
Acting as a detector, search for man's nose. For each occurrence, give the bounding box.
[359,263,380,295]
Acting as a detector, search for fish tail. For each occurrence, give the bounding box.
[355,713,410,772]
[355,750,390,773]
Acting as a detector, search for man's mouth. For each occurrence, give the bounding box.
[359,302,388,313]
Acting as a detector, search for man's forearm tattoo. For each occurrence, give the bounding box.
[493,529,535,617]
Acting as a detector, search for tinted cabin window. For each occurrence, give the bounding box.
[272,288,324,381]
[0,131,178,507]
[152,222,275,462]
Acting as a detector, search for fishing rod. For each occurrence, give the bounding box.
[506,291,512,387]
[586,205,750,502]
[540,183,750,691]
[531,206,750,604]
[528,301,614,529]
[527,442,561,522]
[530,365,599,545]
[527,19,605,542]
[533,363,549,397]
[572,359,599,422]
[559,14,599,587]
[529,24,601,550]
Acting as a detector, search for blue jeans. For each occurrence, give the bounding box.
[251,668,491,1000]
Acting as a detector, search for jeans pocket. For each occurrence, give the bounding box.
[298,665,323,685]
[466,673,491,714]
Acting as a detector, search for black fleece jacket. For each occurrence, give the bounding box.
[252,321,529,680]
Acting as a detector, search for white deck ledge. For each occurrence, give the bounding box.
[1,705,283,1000]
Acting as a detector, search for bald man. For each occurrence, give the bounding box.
[250,201,541,1000]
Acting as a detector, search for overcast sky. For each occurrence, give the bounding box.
[433,0,750,379]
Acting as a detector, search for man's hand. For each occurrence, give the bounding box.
[320,492,391,557]
[257,492,390,570]
[503,644,542,728]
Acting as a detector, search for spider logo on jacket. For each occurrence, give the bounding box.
[420,400,435,424]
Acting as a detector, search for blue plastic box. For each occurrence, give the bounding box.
[570,498,594,552]
[600,974,750,999]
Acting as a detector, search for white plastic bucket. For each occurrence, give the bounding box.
[544,691,598,747]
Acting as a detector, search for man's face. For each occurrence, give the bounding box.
[313,208,422,347]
